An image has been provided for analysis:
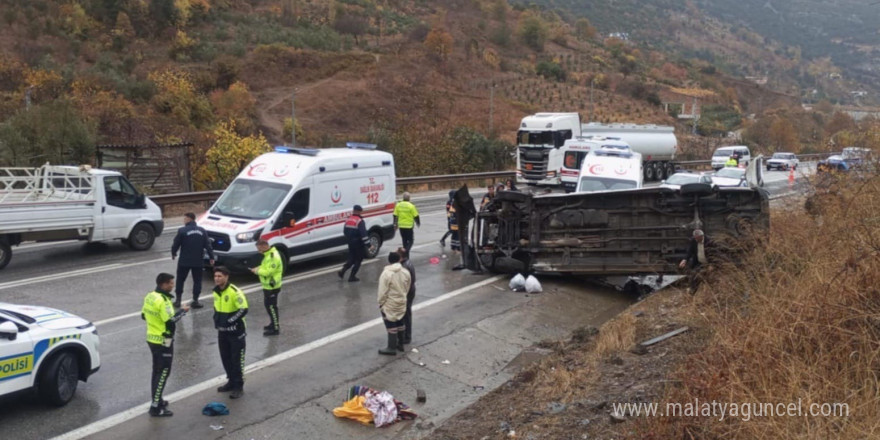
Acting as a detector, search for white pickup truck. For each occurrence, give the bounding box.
[0,164,164,270]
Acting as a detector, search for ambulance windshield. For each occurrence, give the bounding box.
[211,179,291,220]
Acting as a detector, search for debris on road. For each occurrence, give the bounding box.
[417,389,426,403]
[441,359,451,365]
[333,385,418,427]
[509,273,526,291]
[640,326,689,346]
[209,425,224,431]
[525,275,543,293]
[202,402,229,416]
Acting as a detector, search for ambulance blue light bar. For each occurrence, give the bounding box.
[346,142,377,150]
[275,146,320,156]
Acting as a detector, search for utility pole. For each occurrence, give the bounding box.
[291,89,296,148]
[589,78,596,122]
[691,97,698,135]
[25,86,32,111]
[489,83,496,134]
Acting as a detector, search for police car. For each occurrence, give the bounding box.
[0,303,100,406]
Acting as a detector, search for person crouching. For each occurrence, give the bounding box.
[377,252,411,355]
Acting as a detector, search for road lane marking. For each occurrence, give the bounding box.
[94,242,440,327]
[51,274,504,440]
[0,258,167,291]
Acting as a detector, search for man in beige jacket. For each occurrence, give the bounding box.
[377,252,411,355]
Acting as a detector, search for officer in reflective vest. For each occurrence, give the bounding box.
[251,240,283,336]
[142,272,188,417]
[338,205,371,282]
[213,266,248,399]
[393,192,420,254]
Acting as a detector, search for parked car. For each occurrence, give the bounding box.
[660,172,713,190]
[711,167,748,188]
[766,152,799,171]
[0,303,101,406]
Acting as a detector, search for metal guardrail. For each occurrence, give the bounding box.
[149,154,833,211]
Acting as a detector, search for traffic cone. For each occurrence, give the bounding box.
[788,167,795,187]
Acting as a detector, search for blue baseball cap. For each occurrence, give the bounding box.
[353,205,363,211]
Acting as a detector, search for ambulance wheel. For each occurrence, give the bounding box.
[39,351,79,406]
[0,242,10,270]
[366,230,383,259]
[127,223,155,251]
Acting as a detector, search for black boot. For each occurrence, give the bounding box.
[378,333,397,355]
[397,331,405,352]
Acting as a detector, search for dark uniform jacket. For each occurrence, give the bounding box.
[172,221,214,267]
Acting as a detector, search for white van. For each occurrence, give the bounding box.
[560,137,632,192]
[576,146,643,193]
[201,144,396,272]
[711,146,751,170]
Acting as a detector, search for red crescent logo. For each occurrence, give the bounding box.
[247,163,267,177]
[273,165,290,177]
[330,186,342,203]
[614,165,628,175]
[589,164,604,175]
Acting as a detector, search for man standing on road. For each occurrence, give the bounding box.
[171,212,214,309]
[339,205,370,282]
[393,192,420,254]
[142,273,188,417]
[397,247,416,345]
[679,229,710,295]
[480,184,496,210]
[212,266,248,399]
[250,240,283,336]
[377,252,410,355]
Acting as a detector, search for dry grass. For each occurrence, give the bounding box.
[632,170,880,439]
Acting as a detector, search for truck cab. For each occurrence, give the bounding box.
[516,113,580,186]
[576,146,643,193]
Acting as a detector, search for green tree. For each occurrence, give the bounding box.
[282,117,305,145]
[0,101,96,166]
[518,13,547,51]
[536,61,566,82]
[575,18,597,41]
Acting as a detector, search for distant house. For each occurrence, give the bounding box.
[608,32,629,41]
[658,88,719,120]
[745,75,768,85]
[850,90,868,98]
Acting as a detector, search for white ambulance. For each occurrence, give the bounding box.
[560,136,633,192]
[576,146,643,193]
[201,144,396,272]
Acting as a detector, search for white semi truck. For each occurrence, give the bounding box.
[515,113,678,185]
[0,164,164,270]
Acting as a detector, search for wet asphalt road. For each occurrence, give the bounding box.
[0,168,809,439]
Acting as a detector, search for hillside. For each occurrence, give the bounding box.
[0,0,863,191]
[520,0,879,106]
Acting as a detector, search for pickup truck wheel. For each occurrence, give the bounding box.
[39,351,79,406]
[0,242,10,270]
[127,223,155,251]
[644,163,655,181]
[365,231,382,259]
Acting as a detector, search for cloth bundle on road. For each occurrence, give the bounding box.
[202,401,230,416]
[332,385,417,427]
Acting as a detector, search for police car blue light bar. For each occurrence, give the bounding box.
[346,142,377,150]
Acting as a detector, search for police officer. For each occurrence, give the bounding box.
[142,273,188,417]
[338,205,370,282]
[171,212,214,309]
[213,266,248,399]
[393,192,420,254]
[250,240,282,336]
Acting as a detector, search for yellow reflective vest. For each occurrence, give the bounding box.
[257,246,283,290]
[213,283,248,334]
[393,201,419,229]
[142,290,175,345]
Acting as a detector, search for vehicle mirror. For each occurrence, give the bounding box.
[661,180,666,184]
[0,321,18,340]
[136,193,146,208]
